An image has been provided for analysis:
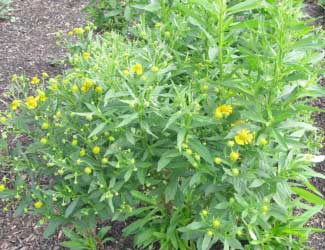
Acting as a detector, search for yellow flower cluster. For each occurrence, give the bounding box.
[92,146,101,154]
[36,91,47,102]
[25,96,38,110]
[131,63,143,76]
[84,166,92,175]
[83,52,90,60]
[81,79,94,92]
[34,200,43,209]
[11,100,21,110]
[234,129,254,145]
[31,76,40,85]
[215,104,233,119]
[0,184,6,192]
[230,151,240,161]
[73,27,85,36]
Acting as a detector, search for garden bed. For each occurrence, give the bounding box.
[0,1,324,250]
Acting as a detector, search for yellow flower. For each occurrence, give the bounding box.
[25,96,38,109]
[201,209,209,216]
[81,79,94,92]
[155,22,162,28]
[34,201,43,209]
[80,148,86,157]
[235,129,254,145]
[151,66,159,73]
[42,122,49,129]
[11,100,21,110]
[259,138,268,146]
[101,157,109,164]
[73,27,84,35]
[40,137,48,144]
[212,219,221,228]
[92,146,101,154]
[232,168,240,176]
[71,84,79,93]
[262,205,269,213]
[95,86,103,93]
[0,116,7,123]
[215,104,233,119]
[36,91,47,102]
[227,140,235,147]
[83,52,90,60]
[50,83,58,91]
[214,157,222,165]
[11,74,18,81]
[230,151,240,161]
[201,84,209,92]
[131,64,143,76]
[71,139,78,146]
[31,76,40,85]
[185,149,193,155]
[84,167,92,175]
[0,184,6,192]
[123,70,130,76]
[207,230,214,237]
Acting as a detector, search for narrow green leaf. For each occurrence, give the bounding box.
[291,187,325,205]
[88,122,106,138]
[64,198,80,218]
[131,190,156,205]
[228,0,266,14]
[188,139,213,164]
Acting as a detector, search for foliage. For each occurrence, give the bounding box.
[60,226,113,250]
[84,0,150,31]
[0,0,11,19]
[1,0,325,249]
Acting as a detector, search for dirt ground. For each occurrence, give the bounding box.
[0,0,324,249]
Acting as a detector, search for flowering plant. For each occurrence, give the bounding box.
[1,0,325,249]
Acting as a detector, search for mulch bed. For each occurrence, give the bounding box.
[0,0,324,249]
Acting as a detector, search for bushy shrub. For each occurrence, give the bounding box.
[1,0,325,249]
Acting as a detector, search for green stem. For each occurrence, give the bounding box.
[218,1,226,83]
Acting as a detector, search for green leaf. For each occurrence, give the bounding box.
[131,190,156,205]
[188,139,213,164]
[178,221,204,232]
[165,174,178,202]
[177,128,187,151]
[201,234,212,250]
[271,129,288,150]
[117,113,138,128]
[208,47,218,60]
[132,3,161,12]
[65,198,80,218]
[158,156,172,172]
[228,0,266,14]
[291,187,325,205]
[60,241,87,249]
[249,179,265,188]
[88,122,106,138]
[188,16,214,43]
[44,218,64,238]
[164,111,183,131]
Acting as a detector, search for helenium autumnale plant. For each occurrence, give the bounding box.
[1,0,325,249]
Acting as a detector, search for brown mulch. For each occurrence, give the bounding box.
[0,0,86,249]
[0,0,324,250]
